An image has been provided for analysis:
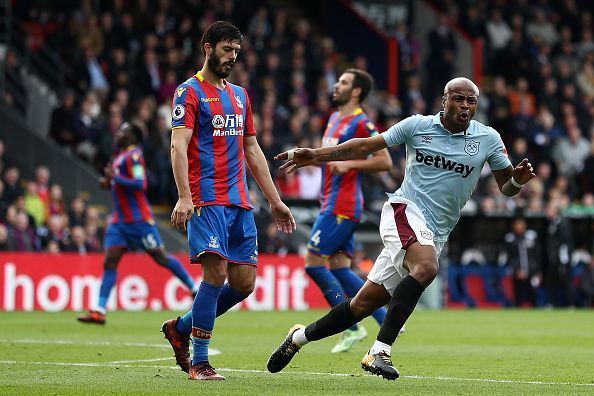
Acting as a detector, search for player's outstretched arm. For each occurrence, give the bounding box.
[275,134,388,174]
[244,135,296,234]
[492,158,536,197]
[170,128,194,231]
[329,147,392,175]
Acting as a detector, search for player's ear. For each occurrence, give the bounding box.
[204,42,212,57]
[441,95,446,109]
[352,87,361,100]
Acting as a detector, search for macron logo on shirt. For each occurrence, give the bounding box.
[415,150,475,178]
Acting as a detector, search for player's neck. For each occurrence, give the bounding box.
[199,66,226,90]
[337,102,361,118]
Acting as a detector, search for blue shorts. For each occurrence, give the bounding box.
[104,221,164,251]
[307,213,357,258]
[188,205,258,266]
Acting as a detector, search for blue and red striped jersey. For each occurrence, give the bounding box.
[171,71,255,209]
[320,108,379,221]
[110,146,154,224]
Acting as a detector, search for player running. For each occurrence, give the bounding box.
[160,21,295,380]
[304,68,392,353]
[77,123,198,325]
[267,77,535,379]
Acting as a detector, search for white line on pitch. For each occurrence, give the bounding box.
[0,339,221,355]
[0,338,169,349]
[106,357,173,364]
[0,360,591,387]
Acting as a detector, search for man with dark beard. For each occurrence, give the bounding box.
[161,21,296,380]
[301,69,392,353]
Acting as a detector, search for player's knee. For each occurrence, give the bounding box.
[411,260,438,286]
[232,281,255,296]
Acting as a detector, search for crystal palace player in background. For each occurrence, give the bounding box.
[77,123,198,325]
[161,21,296,381]
[303,69,392,353]
[268,77,536,380]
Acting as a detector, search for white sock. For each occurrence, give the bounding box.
[369,340,391,355]
[292,328,309,347]
[95,307,106,315]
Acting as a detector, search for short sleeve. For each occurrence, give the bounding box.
[487,129,512,170]
[171,84,198,130]
[128,151,146,180]
[243,89,256,136]
[354,117,379,138]
[381,115,423,147]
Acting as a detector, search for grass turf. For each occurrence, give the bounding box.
[0,309,593,395]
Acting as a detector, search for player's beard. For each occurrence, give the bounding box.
[331,89,351,106]
[208,52,233,79]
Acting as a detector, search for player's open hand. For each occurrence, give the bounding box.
[270,201,296,234]
[171,197,194,231]
[328,161,351,175]
[513,158,536,185]
[274,148,316,174]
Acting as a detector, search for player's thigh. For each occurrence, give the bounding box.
[402,241,438,275]
[307,213,356,258]
[227,207,258,266]
[227,264,256,295]
[350,280,391,318]
[328,252,352,269]
[305,250,326,267]
[187,206,230,263]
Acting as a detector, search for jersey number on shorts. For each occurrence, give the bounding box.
[142,233,158,250]
[309,230,322,246]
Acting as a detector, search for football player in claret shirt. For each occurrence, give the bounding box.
[304,69,392,353]
[77,123,198,325]
[160,21,296,380]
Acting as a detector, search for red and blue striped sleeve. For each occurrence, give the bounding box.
[171,84,198,130]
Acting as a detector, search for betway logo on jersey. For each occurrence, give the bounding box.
[416,150,475,178]
[212,114,244,136]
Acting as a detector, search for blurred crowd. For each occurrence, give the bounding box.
[0,140,105,253]
[1,0,593,304]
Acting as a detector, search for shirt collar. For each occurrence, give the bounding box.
[433,111,470,135]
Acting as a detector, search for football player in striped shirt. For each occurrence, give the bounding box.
[77,123,198,325]
[161,21,296,380]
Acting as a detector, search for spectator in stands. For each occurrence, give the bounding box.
[68,197,87,227]
[552,126,591,177]
[49,91,78,149]
[23,181,45,227]
[7,211,39,252]
[3,167,23,205]
[47,184,66,216]
[34,166,51,206]
[544,200,574,307]
[63,225,92,254]
[39,214,69,250]
[2,49,28,114]
[0,223,9,251]
[504,217,543,307]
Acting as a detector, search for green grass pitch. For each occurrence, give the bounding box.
[0,309,592,395]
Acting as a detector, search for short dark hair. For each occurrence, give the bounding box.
[344,68,374,103]
[127,123,144,144]
[200,21,243,56]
